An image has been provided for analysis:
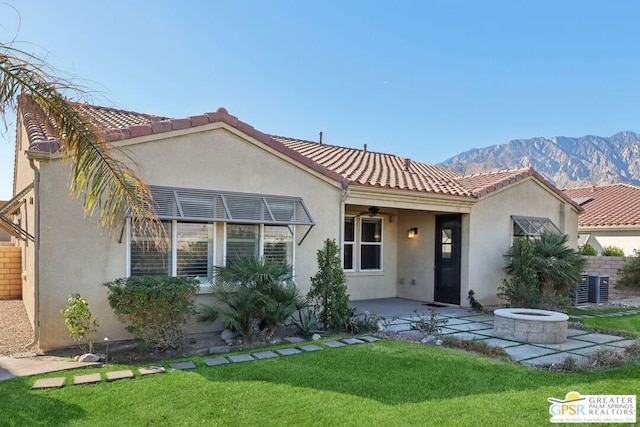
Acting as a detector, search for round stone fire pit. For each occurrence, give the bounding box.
[493,308,569,344]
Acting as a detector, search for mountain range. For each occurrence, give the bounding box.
[440,131,640,189]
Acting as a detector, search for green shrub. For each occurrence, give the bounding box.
[616,249,640,288]
[307,238,351,331]
[601,245,625,256]
[60,294,99,353]
[104,276,199,350]
[578,242,598,256]
[499,232,585,309]
[291,307,323,338]
[198,257,306,342]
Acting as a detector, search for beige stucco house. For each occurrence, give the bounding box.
[564,184,640,256]
[5,95,582,350]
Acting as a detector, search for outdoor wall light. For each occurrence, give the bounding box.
[408,227,418,239]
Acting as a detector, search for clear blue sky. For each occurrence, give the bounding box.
[2,0,640,199]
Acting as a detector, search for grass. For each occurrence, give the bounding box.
[567,306,640,338]
[2,340,639,426]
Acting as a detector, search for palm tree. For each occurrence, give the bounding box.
[1,41,161,239]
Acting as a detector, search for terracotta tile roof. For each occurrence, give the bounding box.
[271,136,472,196]
[563,184,640,227]
[19,96,577,203]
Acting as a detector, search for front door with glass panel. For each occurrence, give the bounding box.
[434,215,461,305]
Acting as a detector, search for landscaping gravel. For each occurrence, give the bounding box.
[0,299,34,355]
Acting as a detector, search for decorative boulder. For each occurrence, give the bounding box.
[311,333,321,341]
[78,353,101,362]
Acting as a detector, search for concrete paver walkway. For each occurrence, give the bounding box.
[6,298,639,389]
[354,298,639,368]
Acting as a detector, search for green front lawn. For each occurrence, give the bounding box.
[567,307,640,338]
[2,340,639,426]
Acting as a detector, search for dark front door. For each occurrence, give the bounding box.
[434,215,461,305]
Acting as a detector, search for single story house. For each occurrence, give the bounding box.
[563,184,640,256]
[6,95,582,350]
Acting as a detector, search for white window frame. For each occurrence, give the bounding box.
[126,219,217,285]
[360,217,383,271]
[343,216,356,272]
[342,216,383,272]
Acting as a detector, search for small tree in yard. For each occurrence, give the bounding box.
[61,294,98,353]
[307,239,350,331]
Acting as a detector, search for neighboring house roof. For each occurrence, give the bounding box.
[17,95,580,207]
[563,184,640,227]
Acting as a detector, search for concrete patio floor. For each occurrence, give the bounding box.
[351,298,638,367]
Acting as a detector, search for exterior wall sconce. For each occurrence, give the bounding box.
[408,227,418,239]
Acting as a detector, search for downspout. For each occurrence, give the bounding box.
[339,178,350,244]
[25,158,40,350]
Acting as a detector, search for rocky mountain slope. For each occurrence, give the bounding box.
[440,131,640,189]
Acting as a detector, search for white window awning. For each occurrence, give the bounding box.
[512,215,561,237]
[145,185,315,226]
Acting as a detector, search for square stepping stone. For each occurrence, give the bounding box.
[252,351,278,360]
[209,345,230,354]
[276,347,302,356]
[228,354,255,363]
[324,341,347,348]
[447,322,493,332]
[573,333,625,344]
[359,336,380,342]
[398,330,426,339]
[436,317,471,326]
[283,336,304,343]
[32,377,65,389]
[385,318,413,325]
[170,361,196,370]
[570,345,623,356]
[204,357,229,366]
[504,344,556,362]
[521,352,588,368]
[299,344,323,352]
[482,338,521,348]
[437,327,459,335]
[533,339,594,351]
[342,338,365,345]
[11,352,38,359]
[448,332,488,341]
[73,373,101,385]
[139,366,166,376]
[607,339,638,349]
[106,370,134,382]
[384,323,413,332]
[566,328,588,337]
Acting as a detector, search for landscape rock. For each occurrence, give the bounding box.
[221,329,235,344]
[311,333,321,341]
[78,353,101,362]
[421,335,437,344]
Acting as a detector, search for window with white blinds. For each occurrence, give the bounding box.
[264,225,293,267]
[130,221,171,276]
[176,223,213,282]
[225,224,259,268]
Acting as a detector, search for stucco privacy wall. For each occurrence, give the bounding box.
[0,245,21,299]
[29,125,342,350]
[467,178,580,305]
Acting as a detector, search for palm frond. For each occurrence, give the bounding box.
[1,42,163,243]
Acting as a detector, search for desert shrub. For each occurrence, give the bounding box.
[578,242,598,256]
[554,355,584,372]
[442,336,511,361]
[499,232,585,309]
[601,245,624,256]
[411,308,448,335]
[624,340,640,358]
[104,276,199,350]
[588,348,626,369]
[342,308,381,334]
[60,294,99,353]
[616,249,640,288]
[307,238,351,331]
[198,257,306,342]
[291,307,323,338]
